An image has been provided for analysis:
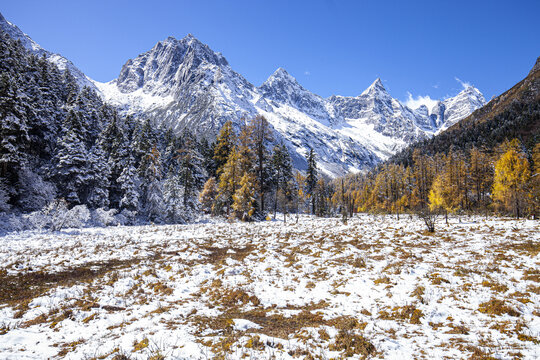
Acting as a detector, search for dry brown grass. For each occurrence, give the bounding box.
[379,305,424,324]
[478,299,520,317]
[329,330,376,358]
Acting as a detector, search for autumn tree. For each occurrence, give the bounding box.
[232,172,256,221]
[492,142,531,218]
[412,149,434,209]
[199,177,218,215]
[217,146,242,215]
[213,120,235,176]
[294,171,307,221]
[429,174,452,224]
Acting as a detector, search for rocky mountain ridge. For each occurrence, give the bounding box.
[96,34,486,176]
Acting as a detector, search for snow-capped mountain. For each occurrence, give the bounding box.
[0,10,485,177]
[0,12,96,90]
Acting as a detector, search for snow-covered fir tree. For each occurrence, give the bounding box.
[117,156,140,214]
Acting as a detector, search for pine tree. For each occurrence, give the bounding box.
[249,116,273,212]
[53,113,89,205]
[143,146,164,222]
[133,119,156,165]
[0,72,29,185]
[175,131,207,212]
[98,112,130,208]
[86,143,110,208]
[16,166,56,212]
[163,166,185,223]
[0,177,10,213]
[200,138,217,178]
[232,172,256,221]
[271,142,293,218]
[305,148,318,214]
[117,157,140,213]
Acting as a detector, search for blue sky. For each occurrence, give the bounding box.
[2,0,539,105]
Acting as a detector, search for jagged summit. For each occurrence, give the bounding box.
[261,67,301,90]
[361,78,388,96]
[269,67,292,78]
[114,33,232,95]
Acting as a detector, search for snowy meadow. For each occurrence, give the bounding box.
[0,214,538,359]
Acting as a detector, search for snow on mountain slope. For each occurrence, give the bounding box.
[95,33,485,177]
[0,12,96,90]
[259,68,335,126]
[436,85,486,132]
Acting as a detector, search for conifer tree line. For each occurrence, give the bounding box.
[0,31,210,224]
[329,139,540,220]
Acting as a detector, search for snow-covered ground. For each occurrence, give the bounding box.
[0,214,538,359]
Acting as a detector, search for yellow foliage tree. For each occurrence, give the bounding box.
[232,172,256,221]
[217,146,241,215]
[213,121,236,176]
[428,174,453,224]
[199,177,218,214]
[492,147,531,218]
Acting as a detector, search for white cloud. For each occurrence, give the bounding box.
[304,70,311,76]
[455,77,471,89]
[404,92,438,111]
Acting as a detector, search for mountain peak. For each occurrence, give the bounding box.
[270,67,294,80]
[454,84,485,102]
[262,67,300,88]
[182,33,201,45]
[361,78,388,96]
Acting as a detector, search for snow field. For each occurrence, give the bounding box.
[0,214,538,359]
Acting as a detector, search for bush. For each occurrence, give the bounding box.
[43,200,90,231]
[64,205,90,228]
[92,208,118,226]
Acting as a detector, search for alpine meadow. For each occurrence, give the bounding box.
[0,3,539,360]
